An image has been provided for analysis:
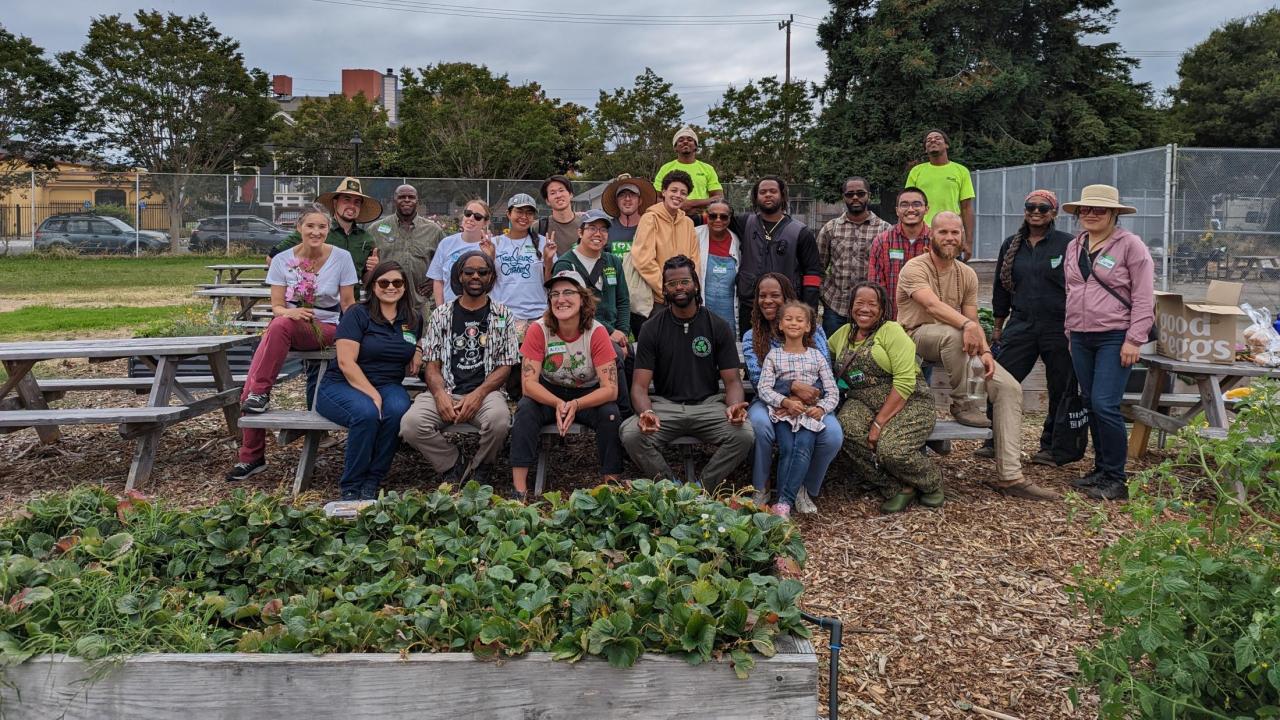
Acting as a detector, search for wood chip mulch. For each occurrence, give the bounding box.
[0,360,1166,719]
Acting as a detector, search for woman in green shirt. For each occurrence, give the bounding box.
[829,281,941,513]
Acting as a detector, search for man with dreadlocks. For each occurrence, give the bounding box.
[975,190,1075,465]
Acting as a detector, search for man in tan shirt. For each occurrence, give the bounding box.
[897,212,1058,501]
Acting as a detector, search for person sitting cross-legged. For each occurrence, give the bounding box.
[508,269,624,502]
[620,255,753,486]
[400,251,519,487]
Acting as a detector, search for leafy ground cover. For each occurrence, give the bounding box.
[0,304,193,341]
[0,481,807,676]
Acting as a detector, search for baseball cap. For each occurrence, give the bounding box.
[544,268,588,290]
[578,209,613,228]
[506,193,537,210]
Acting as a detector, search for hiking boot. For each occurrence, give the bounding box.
[225,459,266,482]
[973,445,995,459]
[1085,478,1129,501]
[1071,470,1106,489]
[996,481,1061,501]
[951,404,992,428]
[240,391,271,414]
[918,489,945,508]
[439,453,467,485]
[880,490,916,513]
[1030,449,1057,466]
[794,490,817,515]
[771,502,792,518]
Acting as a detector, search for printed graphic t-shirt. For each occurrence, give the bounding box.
[490,233,547,321]
[448,300,492,394]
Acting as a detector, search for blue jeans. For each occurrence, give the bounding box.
[748,400,841,496]
[1070,330,1132,480]
[775,424,818,506]
[316,379,412,499]
[821,305,849,339]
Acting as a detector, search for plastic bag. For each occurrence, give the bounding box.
[1240,303,1280,367]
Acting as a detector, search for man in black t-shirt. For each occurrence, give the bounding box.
[621,255,753,485]
[401,251,520,485]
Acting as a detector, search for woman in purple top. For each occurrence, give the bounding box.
[1062,185,1155,501]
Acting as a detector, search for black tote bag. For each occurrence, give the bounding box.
[1050,378,1090,465]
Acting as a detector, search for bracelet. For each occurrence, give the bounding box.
[872,420,882,430]
[961,320,974,330]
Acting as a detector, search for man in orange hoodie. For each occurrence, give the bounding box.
[625,170,698,336]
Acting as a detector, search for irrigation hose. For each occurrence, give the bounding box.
[800,611,842,720]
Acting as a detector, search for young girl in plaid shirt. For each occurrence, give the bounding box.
[756,301,838,517]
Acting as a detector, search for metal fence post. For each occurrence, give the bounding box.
[226,175,232,255]
[29,169,35,243]
[486,179,491,207]
[1161,144,1174,291]
[135,172,141,256]
[1000,169,1008,245]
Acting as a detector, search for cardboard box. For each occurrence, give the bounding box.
[1154,281,1246,364]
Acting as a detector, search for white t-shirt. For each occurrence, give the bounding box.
[490,233,547,321]
[266,246,359,324]
[426,232,485,303]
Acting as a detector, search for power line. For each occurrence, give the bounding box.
[304,0,802,26]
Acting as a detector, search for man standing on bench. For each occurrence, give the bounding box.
[621,255,753,486]
[896,212,1059,501]
[401,251,519,487]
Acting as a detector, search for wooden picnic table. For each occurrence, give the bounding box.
[207,263,268,285]
[1224,254,1280,280]
[0,335,258,490]
[194,286,271,321]
[1127,350,1280,459]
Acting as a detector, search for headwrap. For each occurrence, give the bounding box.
[1024,189,1058,210]
[450,250,497,298]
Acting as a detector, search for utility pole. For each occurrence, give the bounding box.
[778,14,793,86]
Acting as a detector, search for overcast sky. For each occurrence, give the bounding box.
[6,0,1272,125]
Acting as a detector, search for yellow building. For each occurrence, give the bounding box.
[1,162,168,237]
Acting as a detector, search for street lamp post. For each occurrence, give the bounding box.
[349,131,363,176]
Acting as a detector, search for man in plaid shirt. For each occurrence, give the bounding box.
[817,176,891,336]
[868,187,932,319]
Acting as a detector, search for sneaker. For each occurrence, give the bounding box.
[225,459,266,481]
[440,453,467,485]
[771,502,792,518]
[752,489,771,508]
[240,392,271,414]
[794,490,817,515]
[1071,470,1106,489]
[1030,450,1056,466]
[995,481,1061,501]
[1085,478,1129,501]
[950,404,992,428]
[973,445,995,459]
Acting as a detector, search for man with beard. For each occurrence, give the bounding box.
[728,175,822,334]
[400,251,519,486]
[272,177,380,277]
[868,187,932,319]
[897,212,1058,501]
[367,185,444,312]
[905,129,976,259]
[621,255,753,485]
[601,174,656,258]
[817,177,891,336]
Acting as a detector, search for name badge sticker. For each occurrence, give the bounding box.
[546,342,568,356]
[606,275,617,285]
[1050,255,1063,269]
[402,331,416,344]
[377,224,391,234]
[888,249,905,261]
[712,264,728,274]
[1097,254,1117,270]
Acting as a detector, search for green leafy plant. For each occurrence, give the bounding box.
[134,306,242,338]
[0,481,807,676]
[1071,380,1280,718]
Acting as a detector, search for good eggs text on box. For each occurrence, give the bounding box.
[1154,281,1246,364]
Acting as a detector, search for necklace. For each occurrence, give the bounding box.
[763,217,785,242]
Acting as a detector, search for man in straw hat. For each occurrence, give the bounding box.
[272,176,383,277]
[367,184,444,312]
[654,126,723,215]
[601,173,657,258]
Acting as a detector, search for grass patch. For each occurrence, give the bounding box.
[0,255,259,296]
[0,304,194,340]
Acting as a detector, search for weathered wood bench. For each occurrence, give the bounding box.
[923,420,992,455]
[34,373,296,402]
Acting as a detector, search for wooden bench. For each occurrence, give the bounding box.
[34,373,295,402]
[0,406,194,430]
[923,420,992,455]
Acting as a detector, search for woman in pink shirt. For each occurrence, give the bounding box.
[1062,185,1155,501]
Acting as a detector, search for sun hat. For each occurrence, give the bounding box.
[506,193,538,211]
[578,208,613,228]
[544,268,588,291]
[1061,184,1136,215]
[601,173,658,218]
[672,126,698,147]
[316,177,383,224]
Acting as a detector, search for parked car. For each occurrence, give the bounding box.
[34,214,169,254]
[274,210,302,230]
[188,215,291,253]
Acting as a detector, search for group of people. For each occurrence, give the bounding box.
[224,127,1154,513]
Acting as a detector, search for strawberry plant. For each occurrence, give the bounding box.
[1072,380,1280,718]
[0,480,807,677]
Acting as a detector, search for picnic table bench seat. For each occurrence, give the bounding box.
[0,406,194,429]
[35,372,297,401]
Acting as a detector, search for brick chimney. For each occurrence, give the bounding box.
[272,74,293,97]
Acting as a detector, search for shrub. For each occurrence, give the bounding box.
[92,204,137,226]
[135,306,242,338]
[1072,381,1280,718]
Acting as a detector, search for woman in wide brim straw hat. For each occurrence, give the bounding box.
[317,176,384,224]
[1061,183,1155,502]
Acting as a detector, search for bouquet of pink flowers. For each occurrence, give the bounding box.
[285,256,325,345]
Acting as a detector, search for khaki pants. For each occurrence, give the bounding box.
[911,323,1024,486]
[400,390,511,473]
[619,394,754,486]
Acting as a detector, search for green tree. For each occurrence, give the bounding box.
[1170,9,1280,148]
[806,0,1164,200]
[706,77,813,185]
[396,63,580,179]
[579,68,684,180]
[271,93,391,176]
[0,25,81,196]
[61,11,277,251]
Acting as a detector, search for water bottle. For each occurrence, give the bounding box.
[965,355,987,404]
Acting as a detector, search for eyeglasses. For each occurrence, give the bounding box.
[547,289,580,300]
[1077,206,1111,217]
[843,190,869,198]
[375,278,405,290]
[707,213,731,221]
[464,209,488,221]
[897,201,926,209]
[582,225,608,235]
[663,278,695,290]
[460,268,492,278]
[1024,203,1054,214]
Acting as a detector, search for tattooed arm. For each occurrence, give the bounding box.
[572,361,619,410]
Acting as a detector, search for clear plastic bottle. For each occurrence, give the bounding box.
[965,354,987,404]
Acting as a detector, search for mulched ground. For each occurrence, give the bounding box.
[0,359,1164,719]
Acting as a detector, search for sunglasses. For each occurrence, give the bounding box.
[464,209,488,221]
[1024,203,1055,214]
[843,190,869,198]
[707,212,731,221]
[460,268,492,278]
[1077,206,1112,217]
[375,278,405,290]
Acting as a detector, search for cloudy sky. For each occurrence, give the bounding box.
[6,0,1271,124]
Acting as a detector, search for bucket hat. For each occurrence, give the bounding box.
[1062,184,1136,215]
[316,177,383,223]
